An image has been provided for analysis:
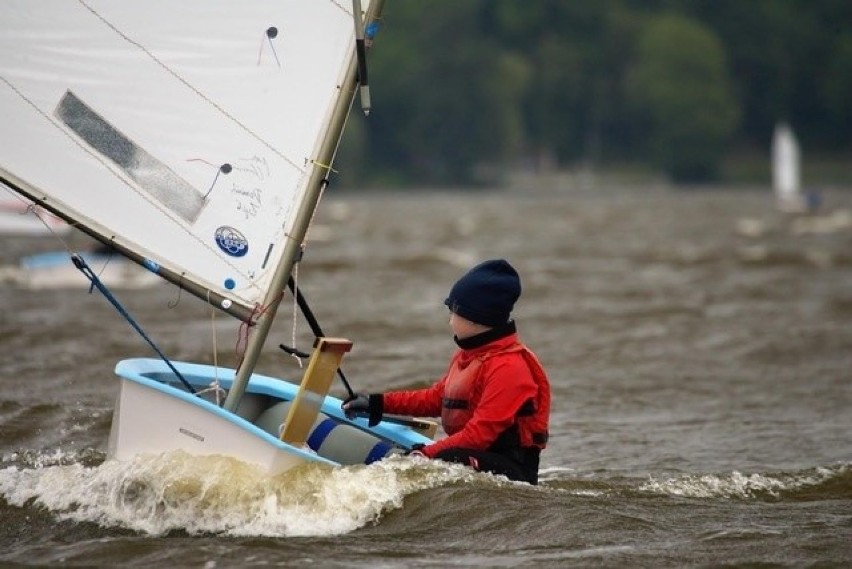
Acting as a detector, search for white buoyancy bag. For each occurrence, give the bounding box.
[254,401,395,465]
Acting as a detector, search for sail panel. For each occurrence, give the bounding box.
[0,1,365,311]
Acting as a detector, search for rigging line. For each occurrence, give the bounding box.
[329,0,351,17]
[308,160,338,174]
[12,195,99,274]
[301,180,329,248]
[288,262,304,368]
[234,304,260,366]
[257,26,282,68]
[266,28,282,68]
[286,275,356,399]
[166,279,183,309]
[1,192,65,238]
[5,188,116,282]
[203,289,224,406]
[256,30,266,66]
[201,163,232,200]
[71,254,196,395]
[233,289,284,368]
[76,0,304,174]
[24,202,76,251]
[320,64,360,171]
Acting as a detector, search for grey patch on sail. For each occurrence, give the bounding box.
[55,90,204,222]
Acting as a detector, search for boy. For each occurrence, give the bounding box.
[343,259,550,485]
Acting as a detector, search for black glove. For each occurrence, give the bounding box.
[404,443,426,456]
[341,393,384,427]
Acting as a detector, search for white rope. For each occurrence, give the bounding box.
[287,171,330,369]
[196,289,226,404]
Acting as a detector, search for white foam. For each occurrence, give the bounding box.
[0,451,479,537]
[640,463,849,499]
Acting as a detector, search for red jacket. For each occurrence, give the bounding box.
[383,332,550,459]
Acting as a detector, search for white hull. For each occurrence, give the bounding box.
[108,378,324,475]
[109,358,431,475]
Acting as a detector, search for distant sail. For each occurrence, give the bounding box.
[771,122,805,212]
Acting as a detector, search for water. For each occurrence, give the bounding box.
[1,186,851,567]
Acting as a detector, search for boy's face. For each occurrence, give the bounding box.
[449,311,491,339]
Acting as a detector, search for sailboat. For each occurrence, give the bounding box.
[771,122,808,213]
[0,1,434,474]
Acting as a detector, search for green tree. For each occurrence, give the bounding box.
[627,14,740,182]
[362,1,530,185]
[819,32,852,146]
[334,1,849,188]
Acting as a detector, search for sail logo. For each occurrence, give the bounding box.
[214,226,249,257]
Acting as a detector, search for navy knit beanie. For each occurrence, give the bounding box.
[444,259,521,327]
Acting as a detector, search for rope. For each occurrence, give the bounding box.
[72,254,197,394]
[233,289,284,370]
[193,290,226,405]
[288,262,304,368]
[286,275,356,399]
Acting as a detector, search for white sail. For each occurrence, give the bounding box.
[0,1,366,318]
[0,0,433,477]
[771,122,804,212]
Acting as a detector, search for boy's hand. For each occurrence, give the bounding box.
[341,393,384,426]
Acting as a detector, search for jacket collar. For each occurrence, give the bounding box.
[454,320,517,351]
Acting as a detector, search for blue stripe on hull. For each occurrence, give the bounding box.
[306,418,338,451]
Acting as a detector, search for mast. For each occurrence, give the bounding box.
[223,0,385,412]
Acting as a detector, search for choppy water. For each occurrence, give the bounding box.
[1,186,851,567]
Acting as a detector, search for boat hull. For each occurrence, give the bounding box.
[109,358,432,475]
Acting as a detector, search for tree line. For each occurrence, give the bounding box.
[335,0,852,186]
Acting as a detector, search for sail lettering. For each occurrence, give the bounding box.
[232,185,262,220]
[233,155,270,181]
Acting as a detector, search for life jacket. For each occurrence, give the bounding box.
[441,342,550,449]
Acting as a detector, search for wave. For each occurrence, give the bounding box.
[639,462,851,500]
[0,449,498,537]
[4,449,848,539]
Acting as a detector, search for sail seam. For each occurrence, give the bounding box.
[77,0,305,175]
[330,0,351,16]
